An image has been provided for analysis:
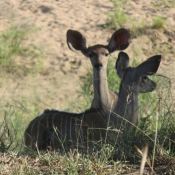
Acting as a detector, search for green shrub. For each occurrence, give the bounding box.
[152,16,166,29]
[106,0,128,29]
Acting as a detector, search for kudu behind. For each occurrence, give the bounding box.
[24,52,161,151]
[67,29,130,111]
[112,52,161,131]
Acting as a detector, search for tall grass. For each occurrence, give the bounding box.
[0,24,46,153]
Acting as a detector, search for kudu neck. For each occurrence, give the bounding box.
[113,79,139,130]
[93,68,111,111]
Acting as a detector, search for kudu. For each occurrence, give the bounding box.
[24,52,161,151]
[66,28,130,111]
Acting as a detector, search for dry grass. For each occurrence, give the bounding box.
[0,151,175,174]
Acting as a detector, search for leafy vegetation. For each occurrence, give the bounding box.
[105,0,168,39]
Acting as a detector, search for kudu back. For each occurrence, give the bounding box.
[24,52,161,151]
[67,29,130,111]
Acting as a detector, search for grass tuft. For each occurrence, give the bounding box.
[0,25,43,74]
[105,0,128,30]
[152,16,166,30]
[151,0,175,8]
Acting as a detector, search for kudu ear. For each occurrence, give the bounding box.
[135,55,161,77]
[66,29,88,52]
[107,28,130,53]
[115,52,130,79]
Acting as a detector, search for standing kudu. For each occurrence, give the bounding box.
[66,29,130,111]
[24,52,161,151]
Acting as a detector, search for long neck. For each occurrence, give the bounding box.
[113,83,139,131]
[93,68,111,111]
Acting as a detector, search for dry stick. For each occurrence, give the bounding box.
[151,98,161,175]
[140,145,148,174]
[135,145,156,174]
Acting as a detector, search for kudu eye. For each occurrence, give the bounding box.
[143,76,147,80]
[88,52,93,57]
[104,53,109,57]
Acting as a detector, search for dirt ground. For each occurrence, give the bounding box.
[0,0,175,113]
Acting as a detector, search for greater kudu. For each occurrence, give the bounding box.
[66,29,130,111]
[24,53,161,151]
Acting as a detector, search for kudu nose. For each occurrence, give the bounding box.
[94,63,103,70]
[150,83,157,92]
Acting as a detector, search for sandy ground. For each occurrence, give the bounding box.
[0,0,175,116]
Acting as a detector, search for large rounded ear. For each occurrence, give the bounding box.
[115,52,129,79]
[135,55,161,77]
[107,28,130,53]
[66,29,88,52]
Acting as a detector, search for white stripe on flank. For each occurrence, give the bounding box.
[80,119,85,148]
[65,115,68,138]
[52,113,57,128]
[30,116,40,146]
[60,116,63,140]
[52,113,58,148]
[30,119,35,147]
[60,113,67,141]
[74,118,78,143]
[46,114,48,128]
[69,116,72,144]
[36,116,43,148]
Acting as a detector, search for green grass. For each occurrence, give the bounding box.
[0,25,46,153]
[105,0,128,30]
[0,97,47,152]
[152,16,166,29]
[130,15,166,38]
[0,25,43,74]
[151,0,175,8]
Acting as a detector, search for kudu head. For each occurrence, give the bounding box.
[66,29,130,71]
[116,52,161,93]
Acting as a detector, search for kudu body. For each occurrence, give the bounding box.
[24,52,161,151]
[67,29,130,111]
